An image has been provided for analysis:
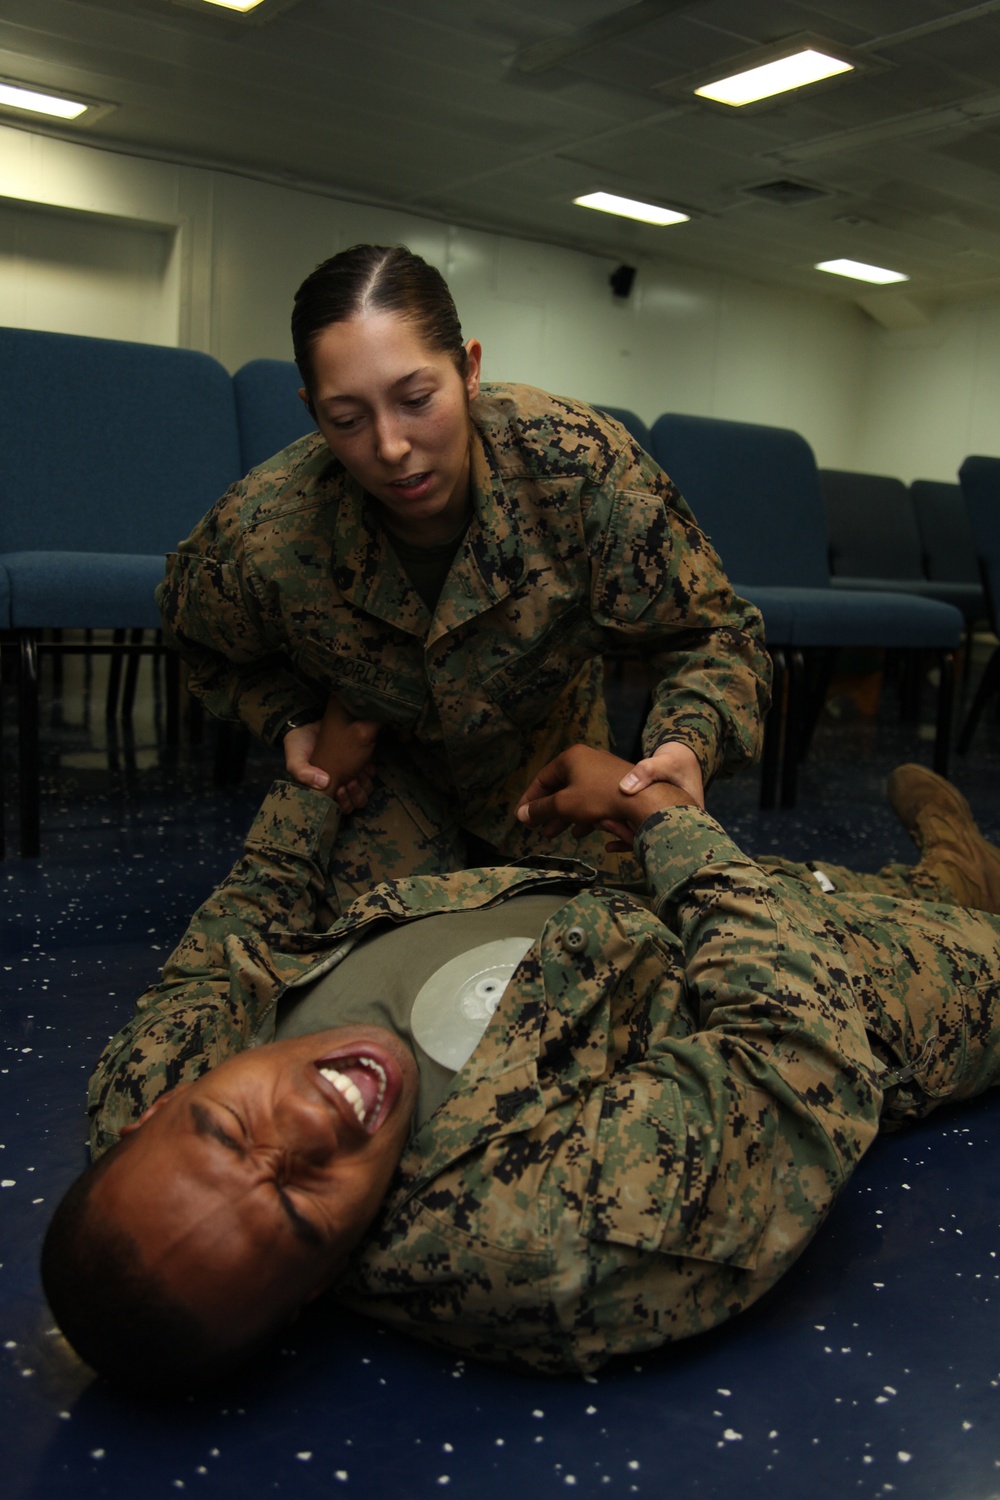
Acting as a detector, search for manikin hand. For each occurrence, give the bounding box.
[517,744,694,850]
[283,697,380,811]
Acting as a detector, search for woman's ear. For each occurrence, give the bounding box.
[463,339,482,402]
[298,386,317,420]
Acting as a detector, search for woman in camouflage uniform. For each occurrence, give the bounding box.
[157,245,770,900]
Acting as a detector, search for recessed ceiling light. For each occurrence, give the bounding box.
[0,82,88,119]
[170,0,298,17]
[695,48,853,107]
[815,258,909,285]
[573,192,689,227]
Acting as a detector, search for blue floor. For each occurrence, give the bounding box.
[3,648,1000,1500]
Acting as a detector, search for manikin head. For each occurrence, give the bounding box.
[41,1026,418,1392]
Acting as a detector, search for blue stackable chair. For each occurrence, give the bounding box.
[910,478,986,618]
[232,357,317,472]
[649,414,964,806]
[911,476,987,697]
[211,358,319,784]
[956,455,1000,753]
[0,327,243,855]
[821,468,984,624]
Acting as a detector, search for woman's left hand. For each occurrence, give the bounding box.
[618,740,705,808]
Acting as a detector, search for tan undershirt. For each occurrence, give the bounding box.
[275,891,569,1128]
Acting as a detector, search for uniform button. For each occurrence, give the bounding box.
[561,925,587,954]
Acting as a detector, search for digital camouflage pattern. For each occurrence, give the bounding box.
[88,782,1000,1374]
[156,385,771,884]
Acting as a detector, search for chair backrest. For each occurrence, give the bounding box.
[649,412,829,587]
[820,469,925,581]
[910,479,980,584]
[594,405,652,454]
[958,455,1000,630]
[0,327,241,554]
[232,358,318,473]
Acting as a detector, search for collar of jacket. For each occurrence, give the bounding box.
[326,425,528,638]
[250,857,599,1043]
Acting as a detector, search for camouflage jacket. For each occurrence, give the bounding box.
[89,781,892,1374]
[156,385,771,823]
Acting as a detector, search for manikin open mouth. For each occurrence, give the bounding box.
[317,1057,387,1130]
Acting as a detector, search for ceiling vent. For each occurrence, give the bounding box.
[742,178,829,206]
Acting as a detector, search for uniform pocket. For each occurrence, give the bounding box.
[580,1075,777,1268]
[479,604,596,728]
[591,490,673,625]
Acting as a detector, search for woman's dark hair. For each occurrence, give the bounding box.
[292,244,467,396]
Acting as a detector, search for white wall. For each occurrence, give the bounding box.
[854,300,1000,482]
[208,179,870,468]
[1,119,996,480]
[0,197,178,345]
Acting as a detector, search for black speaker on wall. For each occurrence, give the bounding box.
[609,264,636,298]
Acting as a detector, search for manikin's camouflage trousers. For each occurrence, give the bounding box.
[760,850,1000,1126]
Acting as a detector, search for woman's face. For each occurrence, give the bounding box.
[305,311,482,545]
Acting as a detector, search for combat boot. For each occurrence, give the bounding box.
[887,763,1000,914]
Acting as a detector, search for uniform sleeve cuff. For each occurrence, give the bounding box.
[633,804,757,915]
[244,780,342,862]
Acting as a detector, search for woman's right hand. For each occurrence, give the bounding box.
[283,699,380,810]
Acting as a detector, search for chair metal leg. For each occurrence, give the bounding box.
[780,651,806,808]
[105,627,126,719]
[959,629,974,696]
[932,650,955,778]
[0,638,6,859]
[793,648,838,766]
[18,632,40,858]
[898,650,923,722]
[121,628,144,719]
[51,629,64,693]
[957,643,1000,754]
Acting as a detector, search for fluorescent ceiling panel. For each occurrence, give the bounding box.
[0,82,88,119]
[696,49,853,107]
[573,191,689,227]
[815,258,909,285]
[199,0,267,10]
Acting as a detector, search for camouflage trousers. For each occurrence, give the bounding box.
[761,851,1000,1127]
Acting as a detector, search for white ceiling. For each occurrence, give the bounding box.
[6,0,1000,314]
